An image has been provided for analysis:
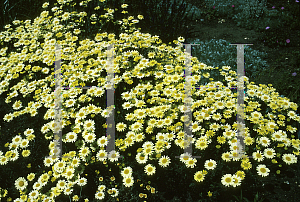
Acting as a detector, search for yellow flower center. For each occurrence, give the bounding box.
[260,168,266,173]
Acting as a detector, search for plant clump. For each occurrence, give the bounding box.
[0,0,299,201]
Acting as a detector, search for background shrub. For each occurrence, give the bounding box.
[121,0,202,46]
[184,38,270,86]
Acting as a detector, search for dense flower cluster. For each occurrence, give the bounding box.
[0,0,299,201]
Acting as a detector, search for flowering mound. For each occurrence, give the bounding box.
[0,0,299,201]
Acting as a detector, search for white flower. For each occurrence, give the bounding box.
[121,166,133,177]
[122,102,132,110]
[79,146,90,159]
[41,124,50,134]
[28,190,39,199]
[24,128,34,136]
[154,71,164,78]
[221,174,234,187]
[64,188,73,195]
[63,168,75,180]
[56,180,67,190]
[12,135,22,146]
[135,109,147,119]
[287,110,297,119]
[41,67,50,74]
[135,153,148,164]
[122,177,134,187]
[77,177,87,186]
[66,132,77,143]
[263,148,276,159]
[253,151,264,162]
[94,88,105,97]
[76,109,87,120]
[101,109,112,118]
[20,139,29,148]
[3,113,14,122]
[116,122,127,132]
[12,20,21,25]
[97,136,108,147]
[144,164,156,175]
[83,119,95,130]
[121,92,132,100]
[15,177,28,191]
[96,150,107,161]
[0,156,8,165]
[259,137,270,147]
[204,159,217,170]
[53,160,66,173]
[178,36,185,42]
[282,153,297,165]
[231,175,242,187]
[131,122,143,132]
[111,188,119,197]
[121,4,128,8]
[10,150,19,161]
[71,157,80,167]
[12,100,22,110]
[65,99,76,108]
[42,2,49,8]
[185,157,197,168]
[108,150,120,162]
[155,133,166,141]
[190,121,201,132]
[179,152,192,164]
[98,185,106,192]
[44,157,54,167]
[84,132,96,143]
[256,164,270,177]
[158,155,171,168]
[95,191,105,200]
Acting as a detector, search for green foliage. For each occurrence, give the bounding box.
[203,0,244,19]
[184,38,269,84]
[254,49,300,107]
[231,190,265,202]
[256,10,295,48]
[124,0,199,45]
[0,0,57,32]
